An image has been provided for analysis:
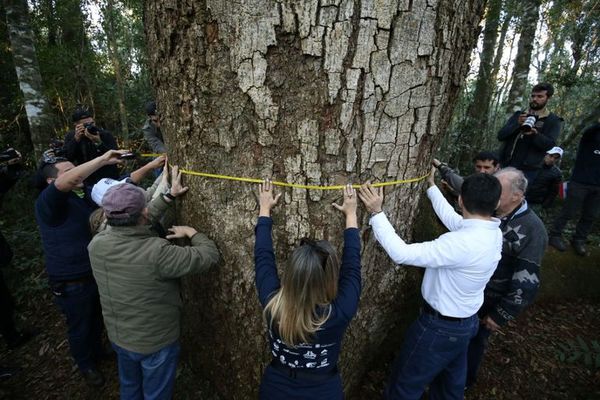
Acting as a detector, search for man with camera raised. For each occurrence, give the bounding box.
[63,106,119,186]
[498,83,563,183]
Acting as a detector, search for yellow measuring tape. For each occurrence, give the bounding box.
[141,153,429,190]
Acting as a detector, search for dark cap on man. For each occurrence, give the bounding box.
[102,183,146,219]
[145,101,157,116]
[71,106,93,123]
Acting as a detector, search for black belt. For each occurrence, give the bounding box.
[50,275,94,296]
[269,360,338,382]
[422,302,466,322]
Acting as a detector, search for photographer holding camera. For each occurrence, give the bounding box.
[498,83,563,183]
[63,106,119,186]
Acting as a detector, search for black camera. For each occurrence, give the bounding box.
[83,122,100,135]
[520,114,537,132]
[49,139,67,157]
[0,148,20,164]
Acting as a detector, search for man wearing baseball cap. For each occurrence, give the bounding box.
[88,171,219,399]
[525,146,563,210]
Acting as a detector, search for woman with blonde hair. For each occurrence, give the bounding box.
[255,180,361,399]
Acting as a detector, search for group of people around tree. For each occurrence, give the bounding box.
[0,80,598,399]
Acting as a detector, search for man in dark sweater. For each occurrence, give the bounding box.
[63,106,119,186]
[466,167,547,388]
[34,149,126,386]
[549,122,600,256]
[498,83,563,183]
[526,146,563,209]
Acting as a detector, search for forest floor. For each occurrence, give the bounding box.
[0,178,599,400]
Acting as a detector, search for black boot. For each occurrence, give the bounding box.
[0,366,19,380]
[571,240,587,256]
[81,368,105,387]
[549,236,566,252]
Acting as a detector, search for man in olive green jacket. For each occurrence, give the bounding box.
[88,169,219,400]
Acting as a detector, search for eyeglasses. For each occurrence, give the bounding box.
[299,238,329,269]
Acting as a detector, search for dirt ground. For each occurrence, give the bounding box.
[355,299,600,400]
[1,180,599,399]
[1,288,599,399]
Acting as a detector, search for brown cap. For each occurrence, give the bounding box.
[102,183,146,219]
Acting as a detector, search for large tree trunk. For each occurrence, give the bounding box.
[505,0,541,115]
[145,0,484,398]
[3,0,52,159]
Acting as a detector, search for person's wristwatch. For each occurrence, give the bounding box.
[163,190,176,201]
[370,210,383,217]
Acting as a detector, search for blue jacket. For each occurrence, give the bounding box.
[254,217,361,398]
[35,183,96,283]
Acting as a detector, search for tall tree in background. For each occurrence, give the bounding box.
[3,0,52,158]
[460,0,503,162]
[145,0,484,398]
[102,0,129,142]
[505,0,542,114]
[55,0,94,107]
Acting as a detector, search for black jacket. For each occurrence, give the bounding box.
[63,128,119,185]
[571,123,600,186]
[526,164,561,207]
[498,111,563,170]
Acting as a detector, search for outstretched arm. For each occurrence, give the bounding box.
[54,150,126,192]
[332,184,361,320]
[129,155,166,184]
[427,166,462,231]
[254,180,282,307]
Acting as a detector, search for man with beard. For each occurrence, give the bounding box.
[498,83,563,183]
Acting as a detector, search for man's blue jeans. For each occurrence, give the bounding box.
[385,312,479,400]
[466,323,493,388]
[112,341,180,400]
[53,280,104,372]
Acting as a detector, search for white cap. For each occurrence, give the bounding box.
[91,177,130,206]
[546,146,563,157]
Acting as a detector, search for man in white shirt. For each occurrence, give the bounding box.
[358,168,503,400]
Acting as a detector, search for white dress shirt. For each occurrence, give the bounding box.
[370,186,503,318]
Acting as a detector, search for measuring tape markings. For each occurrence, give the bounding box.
[140,153,430,190]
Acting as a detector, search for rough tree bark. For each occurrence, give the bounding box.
[3,0,52,159]
[145,0,484,398]
[505,0,541,115]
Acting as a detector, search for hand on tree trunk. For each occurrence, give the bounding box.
[427,166,437,187]
[259,179,281,217]
[332,184,358,228]
[166,225,198,239]
[358,183,383,215]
